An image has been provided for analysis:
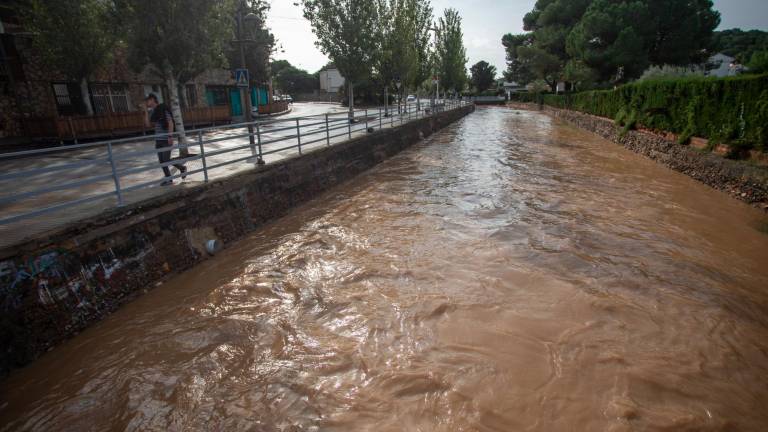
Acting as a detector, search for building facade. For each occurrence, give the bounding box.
[0,6,270,146]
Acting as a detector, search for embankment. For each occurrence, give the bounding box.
[0,105,475,377]
[508,102,768,210]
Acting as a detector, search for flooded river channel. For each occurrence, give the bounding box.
[2,107,768,431]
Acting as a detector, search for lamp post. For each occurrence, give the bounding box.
[395,77,402,114]
[234,0,261,163]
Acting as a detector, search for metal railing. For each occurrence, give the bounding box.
[0,99,471,226]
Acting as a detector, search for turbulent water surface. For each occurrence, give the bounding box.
[2,107,768,431]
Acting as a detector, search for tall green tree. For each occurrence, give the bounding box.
[119,0,231,143]
[302,0,381,118]
[644,0,720,66]
[25,0,119,116]
[470,61,497,93]
[376,0,433,111]
[566,0,650,83]
[435,8,468,95]
[501,33,535,85]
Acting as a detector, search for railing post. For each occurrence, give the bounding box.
[296,118,302,155]
[348,113,352,139]
[325,114,330,146]
[256,123,264,164]
[379,107,382,129]
[197,131,209,182]
[106,142,124,206]
[365,108,368,131]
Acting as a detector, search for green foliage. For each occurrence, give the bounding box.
[533,74,768,152]
[375,0,433,96]
[435,8,468,94]
[508,0,721,86]
[470,61,497,93]
[501,33,535,85]
[225,0,274,85]
[747,51,768,75]
[566,0,649,83]
[302,0,381,85]
[24,0,118,81]
[274,62,318,94]
[713,29,768,63]
[120,0,232,81]
[639,65,705,81]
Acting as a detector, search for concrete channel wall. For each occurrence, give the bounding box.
[0,104,475,377]
[508,102,768,211]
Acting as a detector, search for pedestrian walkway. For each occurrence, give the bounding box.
[0,101,465,249]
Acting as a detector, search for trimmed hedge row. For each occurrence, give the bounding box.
[516,75,768,152]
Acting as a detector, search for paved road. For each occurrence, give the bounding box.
[0,101,443,247]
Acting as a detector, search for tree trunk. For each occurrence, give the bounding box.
[384,86,388,116]
[164,66,188,155]
[348,82,354,120]
[80,77,94,116]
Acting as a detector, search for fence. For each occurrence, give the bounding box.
[20,105,232,141]
[0,99,470,230]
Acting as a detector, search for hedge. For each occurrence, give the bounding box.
[515,74,768,152]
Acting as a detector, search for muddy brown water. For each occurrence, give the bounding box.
[2,107,768,431]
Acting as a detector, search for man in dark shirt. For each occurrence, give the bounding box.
[143,93,186,185]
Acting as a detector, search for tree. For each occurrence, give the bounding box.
[566,0,650,83]
[501,33,535,85]
[24,0,119,116]
[225,0,275,89]
[470,61,497,93]
[518,46,561,91]
[119,0,231,144]
[644,0,720,66]
[375,0,433,112]
[274,63,318,94]
[302,0,381,119]
[713,29,768,63]
[435,8,468,95]
[747,51,768,75]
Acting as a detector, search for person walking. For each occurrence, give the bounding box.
[143,93,186,185]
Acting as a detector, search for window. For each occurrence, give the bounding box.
[90,83,130,114]
[51,82,87,116]
[206,86,228,106]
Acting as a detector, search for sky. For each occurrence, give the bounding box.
[267,0,768,74]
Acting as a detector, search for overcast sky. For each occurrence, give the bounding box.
[267,0,768,74]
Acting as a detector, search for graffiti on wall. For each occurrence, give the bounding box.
[0,234,154,313]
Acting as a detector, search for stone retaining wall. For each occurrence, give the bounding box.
[508,102,768,210]
[0,105,475,377]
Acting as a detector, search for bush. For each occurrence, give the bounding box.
[533,74,768,152]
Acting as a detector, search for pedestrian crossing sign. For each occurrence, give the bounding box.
[235,69,250,88]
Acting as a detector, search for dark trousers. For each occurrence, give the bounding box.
[156,140,185,178]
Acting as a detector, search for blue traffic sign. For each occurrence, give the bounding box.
[235,69,250,88]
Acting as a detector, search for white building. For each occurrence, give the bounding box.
[319,66,345,93]
[706,53,744,77]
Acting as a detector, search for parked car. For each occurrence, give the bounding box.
[283,94,294,103]
[273,95,282,102]
[406,94,416,103]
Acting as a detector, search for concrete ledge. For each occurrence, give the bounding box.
[0,105,475,377]
[508,102,768,211]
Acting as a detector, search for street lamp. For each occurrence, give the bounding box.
[395,77,402,114]
[234,0,261,163]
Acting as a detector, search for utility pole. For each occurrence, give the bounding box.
[234,0,261,164]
